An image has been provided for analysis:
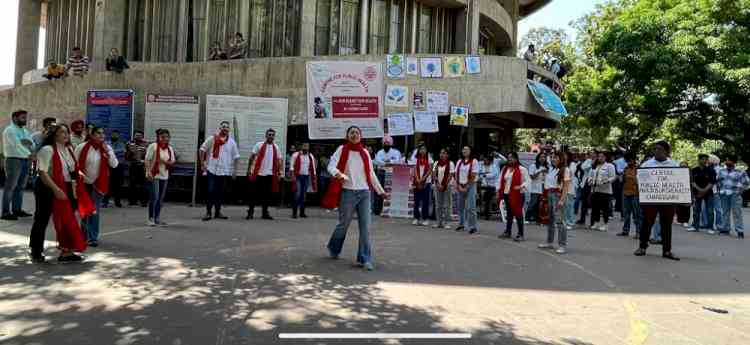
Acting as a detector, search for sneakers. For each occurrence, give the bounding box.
[364,262,374,271]
[30,253,46,263]
[634,248,647,256]
[590,222,600,230]
[708,230,718,235]
[421,221,430,226]
[468,228,478,234]
[616,231,629,237]
[147,219,156,227]
[444,225,452,230]
[215,214,229,220]
[513,235,525,242]
[739,233,745,239]
[682,223,690,228]
[499,232,511,239]
[432,224,440,229]
[14,211,33,218]
[87,240,99,247]
[0,214,18,221]
[565,225,573,231]
[58,253,84,262]
[455,226,465,232]
[597,223,608,232]
[412,219,420,226]
[686,226,698,232]
[202,214,212,221]
[538,243,554,249]
[555,247,567,254]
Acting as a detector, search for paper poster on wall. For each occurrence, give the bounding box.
[413,91,425,110]
[426,90,449,113]
[382,165,414,219]
[465,56,481,74]
[637,167,692,205]
[386,54,406,79]
[420,58,443,78]
[385,85,409,107]
[450,105,469,127]
[206,95,288,175]
[86,89,134,142]
[306,61,385,139]
[414,111,439,133]
[145,95,200,175]
[406,57,419,75]
[444,56,465,78]
[387,112,414,136]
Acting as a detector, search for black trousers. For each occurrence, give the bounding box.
[613,179,623,214]
[640,206,676,253]
[590,192,612,225]
[480,187,495,220]
[29,179,53,256]
[578,184,592,223]
[503,194,525,237]
[128,162,147,205]
[248,175,275,216]
[105,164,124,205]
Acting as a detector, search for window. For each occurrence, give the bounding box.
[339,0,360,55]
[369,0,388,54]
[388,0,402,53]
[315,0,359,56]
[418,5,433,53]
[315,0,332,55]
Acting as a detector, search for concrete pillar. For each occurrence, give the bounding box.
[14,0,42,86]
[467,0,479,54]
[299,0,317,56]
[176,0,189,62]
[410,1,417,54]
[239,0,251,43]
[126,0,139,60]
[92,0,128,70]
[359,0,369,54]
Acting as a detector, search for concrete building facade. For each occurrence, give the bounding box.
[5,0,558,151]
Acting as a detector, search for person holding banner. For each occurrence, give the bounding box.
[498,152,530,242]
[75,126,119,247]
[410,144,433,226]
[200,121,240,221]
[432,149,455,229]
[634,141,681,260]
[325,126,385,271]
[145,129,175,226]
[290,143,317,219]
[29,124,87,262]
[455,146,480,234]
[247,129,283,220]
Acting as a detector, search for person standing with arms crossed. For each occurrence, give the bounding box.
[199,121,240,221]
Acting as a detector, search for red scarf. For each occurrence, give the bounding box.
[434,159,451,188]
[498,164,524,218]
[321,142,374,209]
[291,152,317,193]
[212,133,227,159]
[150,142,172,178]
[456,158,475,185]
[78,141,110,195]
[51,144,87,252]
[249,142,280,193]
[414,154,430,182]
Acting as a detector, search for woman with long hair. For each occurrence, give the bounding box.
[538,151,572,254]
[526,152,548,223]
[29,124,87,262]
[588,151,616,232]
[497,152,530,241]
[411,144,433,226]
[324,126,385,271]
[432,148,455,229]
[455,146,480,234]
[145,128,175,226]
[75,126,119,247]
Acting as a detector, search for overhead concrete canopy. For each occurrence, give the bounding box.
[519,0,552,17]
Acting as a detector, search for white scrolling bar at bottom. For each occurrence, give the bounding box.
[278,333,472,339]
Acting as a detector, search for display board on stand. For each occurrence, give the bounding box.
[85,89,134,141]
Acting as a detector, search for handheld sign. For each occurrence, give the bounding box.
[637,167,692,205]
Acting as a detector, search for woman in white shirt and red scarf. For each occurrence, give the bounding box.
[411,144,433,226]
[145,129,175,226]
[455,146,480,234]
[290,142,317,218]
[75,126,119,247]
[432,148,455,229]
[324,126,385,271]
[497,152,531,242]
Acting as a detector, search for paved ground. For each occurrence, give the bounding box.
[1,192,749,345]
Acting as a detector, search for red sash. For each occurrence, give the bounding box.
[498,165,524,218]
[78,141,110,195]
[321,143,373,209]
[212,133,227,159]
[150,143,172,178]
[51,145,87,252]
[456,159,475,185]
[249,142,279,193]
[291,152,318,193]
[414,154,430,183]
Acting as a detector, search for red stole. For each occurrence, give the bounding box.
[249,142,279,193]
[321,143,373,209]
[498,165,524,218]
[414,154,430,182]
[51,145,87,252]
[291,152,318,193]
[150,143,172,177]
[434,160,451,188]
[456,159,475,185]
[78,141,110,195]
[212,133,227,159]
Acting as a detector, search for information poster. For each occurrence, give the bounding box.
[465,56,481,74]
[306,61,385,140]
[206,95,288,175]
[420,58,443,78]
[450,106,469,127]
[444,56,465,78]
[637,167,692,205]
[386,54,406,79]
[145,95,200,175]
[406,57,419,75]
[426,90,449,113]
[414,111,439,133]
[385,85,409,107]
[387,113,414,136]
[85,89,134,141]
[382,165,414,218]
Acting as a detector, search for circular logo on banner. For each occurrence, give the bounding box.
[388,65,403,77]
[364,66,377,81]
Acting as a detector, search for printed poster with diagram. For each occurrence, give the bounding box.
[637,167,692,205]
[386,55,406,79]
[450,105,469,127]
[306,61,385,140]
[387,113,414,136]
[144,94,200,175]
[444,56,465,78]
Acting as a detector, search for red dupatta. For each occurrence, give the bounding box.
[434,159,451,189]
[456,159,475,185]
[78,141,110,195]
[249,142,280,193]
[150,142,173,178]
[291,152,317,193]
[414,154,430,182]
[321,142,373,209]
[498,164,524,218]
[51,144,87,252]
[212,133,227,159]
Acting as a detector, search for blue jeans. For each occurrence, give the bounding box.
[693,195,714,230]
[83,185,104,241]
[458,184,478,229]
[2,158,30,215]
[574,186,583,215]
[148,179,168,221]
[622,195,642,234]
[414,184,432,221]
[713,195,723,230]
[294,175,311,211]
[327,189,372,264]
[721,194,744,234]
[651,214,661,241]
[546,191,566,246]
[563,193,576,226]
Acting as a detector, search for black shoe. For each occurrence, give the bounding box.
[499,232,511,239]
[58,254,84,262]
[30,253,46,263]
[115,202,123,208]
[292,209,298,219]
[202,214,212,221]
[14,211,33,218]
[300,211,308,218]
[262,214,274,220]
[1,214,18,221]
[513,235,525,242]
[215,214,229,220]
[616,232,630,237]
[576,220,585,225]
[739,233,745,239]
[649,239,662,245]
[88,240,99,247]
[662,252,680,261]
[455,226,465,232]
[245,212,253,220]
[634,248,647,256]
[468,228,478,234]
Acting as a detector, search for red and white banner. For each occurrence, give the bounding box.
[306,61,385,140]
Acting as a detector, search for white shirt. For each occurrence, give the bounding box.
[145,143,176,180]
[328,145,385,194]
[200,136,240,176]
[454,159,479,185]
[544,167,572,191]
[498,165,531,194]
[252,141,280,176]
[374,148,402,167]
[37,144,76,182]
[528,164,548,194]
[290,152,315,176]
[75,142,119,184]
[589,162,617,194]
[568,162,579,195]
[641,158,678,168]
[432,161,455,187]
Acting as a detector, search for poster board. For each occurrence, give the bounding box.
[306,61,385,140]
[206,95,288,175]
[144,94,200,176]
[414,111,439,133]
[387,113,414,136]
[426,91,449,113]
[85,89,134,142]
[637,167,692,205]
[382,165,414,218]
[450,106,469,127]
